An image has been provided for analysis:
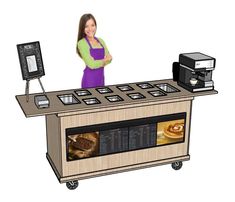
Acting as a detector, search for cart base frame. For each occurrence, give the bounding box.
[46,153,190,183]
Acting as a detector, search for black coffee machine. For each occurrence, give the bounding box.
[173,52,216,92]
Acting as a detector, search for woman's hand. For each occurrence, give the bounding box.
[106,54,112,61]
[103,54,112,65]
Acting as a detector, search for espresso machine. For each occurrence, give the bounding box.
[177,52,216,92]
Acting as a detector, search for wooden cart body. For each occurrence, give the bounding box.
[16,79,217,185]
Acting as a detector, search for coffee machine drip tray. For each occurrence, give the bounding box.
[178,82,214,92]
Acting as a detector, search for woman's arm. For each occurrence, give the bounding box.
[99,38,112,65]
[77,39,105,69]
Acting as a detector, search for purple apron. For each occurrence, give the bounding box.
[81,37,105,88]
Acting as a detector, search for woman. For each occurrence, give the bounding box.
[77,13,112,88]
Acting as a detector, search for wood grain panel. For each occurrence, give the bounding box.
[46,114,63,175]
[59,100,191,177]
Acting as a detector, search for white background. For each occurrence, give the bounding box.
[0,0,234,201]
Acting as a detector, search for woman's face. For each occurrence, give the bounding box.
[84,18,96,38]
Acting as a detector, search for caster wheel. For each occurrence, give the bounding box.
[66,180,79,190]
[171,161,183,170]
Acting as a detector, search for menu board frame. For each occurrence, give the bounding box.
[17,41,45,80]
[66,113,186,161]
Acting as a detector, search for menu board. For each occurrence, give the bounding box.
[17,41,45,80]
[129,124,156,150]
[99,128,128,155]
[66,113,186,161]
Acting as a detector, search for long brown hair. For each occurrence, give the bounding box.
[76,13,97,57]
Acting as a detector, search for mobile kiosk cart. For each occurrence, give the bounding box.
[16,48,217,190]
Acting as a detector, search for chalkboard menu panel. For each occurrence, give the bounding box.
[129,124,156,150]
[17,41,45,80]
[99,128,128,155]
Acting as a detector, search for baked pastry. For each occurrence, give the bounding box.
[72,137,94,151]
[67,132,99,160]
[164,122,184,139]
